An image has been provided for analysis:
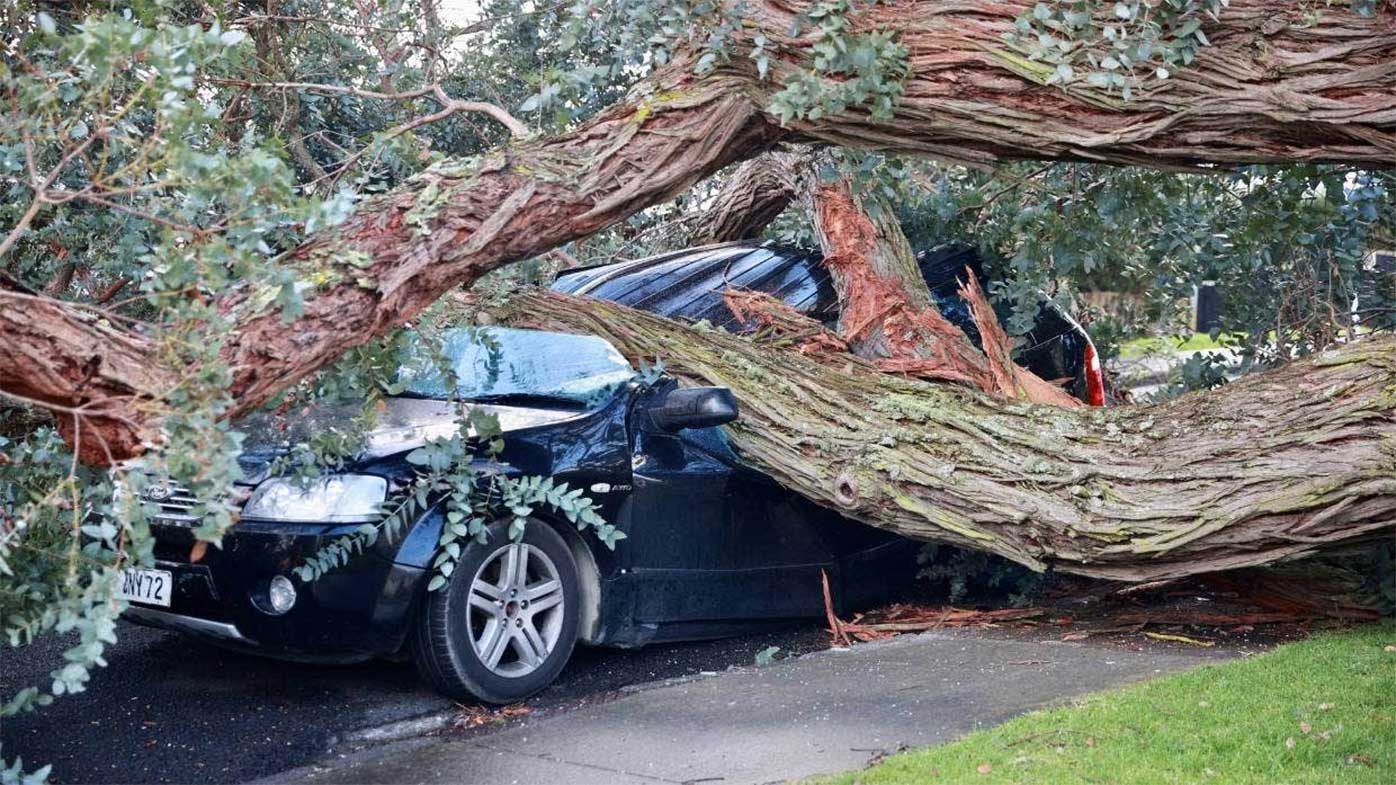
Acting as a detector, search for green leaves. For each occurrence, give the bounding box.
[890,154,1393,370]
[1009,0,1230,95]
[768,1,909,125]
[0,750,51,785]
[422,464,624,591]
[297,411,622,597]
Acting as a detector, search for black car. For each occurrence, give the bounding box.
[552,241,1107,405]
[123,242,1102,703]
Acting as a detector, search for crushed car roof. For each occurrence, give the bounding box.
[551,241,838,330]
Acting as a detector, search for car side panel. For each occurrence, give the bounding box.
[618,388,918,633]
[623,427,835,624]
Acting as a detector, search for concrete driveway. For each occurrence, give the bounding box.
[273,630,1233,785]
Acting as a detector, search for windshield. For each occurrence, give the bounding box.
[395,327,634,404]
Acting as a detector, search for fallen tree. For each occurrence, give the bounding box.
[476,288,1395,582]
[3,1,1396,578]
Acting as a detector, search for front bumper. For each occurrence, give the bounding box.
[124,606,254,645]
[124,520,426,663]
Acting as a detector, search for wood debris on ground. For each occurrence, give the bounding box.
[819,557,1387,649]
[820,570,1046,646]
[453,703,532,730]
[1143,631,1216,647]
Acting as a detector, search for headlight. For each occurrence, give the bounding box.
[267,575,298,614]
[241,475,387,523]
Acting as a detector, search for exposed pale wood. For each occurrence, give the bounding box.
[811,178,1079,405]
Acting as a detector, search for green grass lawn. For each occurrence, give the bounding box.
[1115,327,1375,360]
[1117,332,1241,359]
[819,622,1395,785]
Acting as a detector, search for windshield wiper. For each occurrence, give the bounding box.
[463,392,586,409]
[390,389,446,401]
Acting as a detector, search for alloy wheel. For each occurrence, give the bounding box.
[464,542,566,678]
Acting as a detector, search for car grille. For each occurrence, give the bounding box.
[141,479,202,525]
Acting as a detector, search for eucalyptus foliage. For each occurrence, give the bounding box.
[294,404,623,591]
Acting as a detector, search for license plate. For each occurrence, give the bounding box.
[117,568,173,607]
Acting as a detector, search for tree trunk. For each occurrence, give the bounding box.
[479,289,1396,582]
[687,153,800,245]
[3,1,1395,465]
[628,152,800,255]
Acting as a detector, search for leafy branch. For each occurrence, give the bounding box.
[295,405,624,590]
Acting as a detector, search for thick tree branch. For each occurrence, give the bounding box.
[688,153,801,244]
[756,2,1396,167]
[481,289,1396,582]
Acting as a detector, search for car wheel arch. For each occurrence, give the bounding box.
[526,513,604,645]
[397,505,604,646]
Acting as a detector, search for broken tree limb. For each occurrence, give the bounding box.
[811,178,1080,406]
[480,289,1396,582]
[830,602,1050,644]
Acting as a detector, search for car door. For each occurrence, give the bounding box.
[621,383,837,625]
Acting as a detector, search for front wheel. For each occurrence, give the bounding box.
[412,520,579,703]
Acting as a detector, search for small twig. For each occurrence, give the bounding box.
[430,84,529,138]
[212,79,529,138]
[821,569,852,647]
[958,163,1056,217]
[91,277,131,305]
[0,197,46,260]
[0,389,144,439]
[80,194,213,235]
[232,13,414,34]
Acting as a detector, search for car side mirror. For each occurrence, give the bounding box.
[647,386,739,432]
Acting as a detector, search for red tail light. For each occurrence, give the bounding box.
[1084,341,1106,407]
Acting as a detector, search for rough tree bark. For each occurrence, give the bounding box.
[1,2,1395,578]
[478,290,1396,582]
[1,67,781,462]
[686,153,800,245]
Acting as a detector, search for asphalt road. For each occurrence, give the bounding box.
[1,619,827,784]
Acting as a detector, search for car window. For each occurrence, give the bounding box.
[396,327,635,404]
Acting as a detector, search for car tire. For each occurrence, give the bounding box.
[412,519,579,704]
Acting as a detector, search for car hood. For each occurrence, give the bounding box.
[235,397,586,481]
